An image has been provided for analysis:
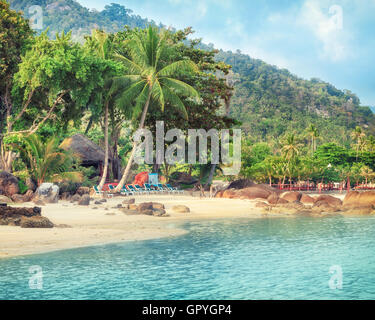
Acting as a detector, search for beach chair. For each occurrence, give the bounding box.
[144,183,157,194]
[156,184,170,193]
[134,184,149,194]
[120,186,134,196]
[127,185,143,195]
[166,184,184,194]
[93,186,103,196]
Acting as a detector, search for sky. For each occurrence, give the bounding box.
[79,0,375,107]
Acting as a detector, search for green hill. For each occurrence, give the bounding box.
[9,0,375,145]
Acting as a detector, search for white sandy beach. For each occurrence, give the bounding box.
[0,194,266,259]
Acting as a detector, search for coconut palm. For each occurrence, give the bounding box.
[360,165,374,186]
[84,30,114,191]
[307,124,319,154]
[351,126,366,161]
[13,134,82,186]
[281,134,302,161]
[114,27,199,192]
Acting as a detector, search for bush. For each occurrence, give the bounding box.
[18,180,28,194]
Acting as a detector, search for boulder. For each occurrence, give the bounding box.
[23,190,34,202]
[300,194,315,204]
[227,179,256,190]
[11,194,25,203]
[172,205,190,213]
[314,195,342,207]
[342,205,374,215]
[60,192,71,201]
[20,216,54,228]
[76,187,90,196]
[238,186,272,200]
[152,209,167,217]
[129,204,138,211]
[137,202,154,212]
[33,199,46,206]
[255,202,269,208]
[123,198,135,205]
[78,194,90,206]
[71,194,81,202]
[0,206,43,226]
[0,195,12,203]
[280,192,302,202]
[277,198,289,205]
[344,191,375,206]
[0,171,19,197]
[267,193,279,205]
[152,203,165,210]
[25,177,36,192]
[35,183,59,203]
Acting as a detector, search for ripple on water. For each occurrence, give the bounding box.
[1,217,375,299]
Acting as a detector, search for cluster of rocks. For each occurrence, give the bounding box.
[0,205,54,228]
[258,191,375,217]
[118,199,190,217]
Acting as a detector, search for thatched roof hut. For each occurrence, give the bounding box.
[60,134,107,166]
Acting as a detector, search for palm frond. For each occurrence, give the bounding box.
[115,80,147,111]
[157,60,198,77]
[160,77,199,99]
[162,86,188,120]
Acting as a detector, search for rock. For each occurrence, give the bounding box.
[342,204,374,215]
[315,195,342,207]
[35,183,59,203]
[277,198,289,205]
[267,193,279,205]
[33,199,46,206]
[344,191,375,206]
[152,203,165,210]
[25,177,36,192]
[0,195,12,203]
[20,216,54,228]
[0,206,43,226]
[60,192,71,201]
[0,171,19,197]
[11,194,25,203]
[280,192,302,202]
[300,194,315,204]
[227,179,256,190]
[239,186,273,200]
[129,204,138,211]
[76,187,90,196]
[123,198,135,205]
[140,209,154,216]
[152,209,167,217]
[71,194,81,202]
[137,202,154,212]
[172,205,190,213]
[100,199,107,203]
[78,194,90,206]
[23,190,34,202]
[94,200,102,205]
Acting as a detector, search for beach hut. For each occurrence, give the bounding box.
[59,134,111,178]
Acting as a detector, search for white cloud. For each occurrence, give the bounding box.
[297,0,353,62]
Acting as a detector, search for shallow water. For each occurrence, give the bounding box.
[1,216,375,300]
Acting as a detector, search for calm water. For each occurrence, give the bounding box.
[1,217,375,300]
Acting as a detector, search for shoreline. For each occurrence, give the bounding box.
[0,192,369,260]
[0,195,265,259]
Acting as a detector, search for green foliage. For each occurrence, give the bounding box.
[11,134,83,186]
[18,179,28,194]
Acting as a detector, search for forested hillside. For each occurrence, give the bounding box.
[9,0,375,146]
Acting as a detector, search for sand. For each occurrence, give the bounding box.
[0,194,264,259]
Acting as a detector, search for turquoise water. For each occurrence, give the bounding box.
[1,217,375,300]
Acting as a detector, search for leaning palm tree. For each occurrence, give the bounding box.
[84,30,114,191]
[114,27,199,192]
[13,134,82,186]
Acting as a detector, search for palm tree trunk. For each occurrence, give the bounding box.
[115,87,153,192]
[205,164,216,188]
[98,101,109,191]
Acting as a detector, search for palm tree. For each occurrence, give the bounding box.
[365,135,375,152]
[85,30,114,191]
[281,134,302,161]
[351,126,366,161]
[13,134,82,186]
[114,27,199,192]
[307,124,319,154]
[360,165,374,187]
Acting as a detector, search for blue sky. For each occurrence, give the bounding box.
[79,0,375,107]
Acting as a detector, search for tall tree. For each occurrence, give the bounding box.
[351,126,366,161]
[114,26,199,192]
